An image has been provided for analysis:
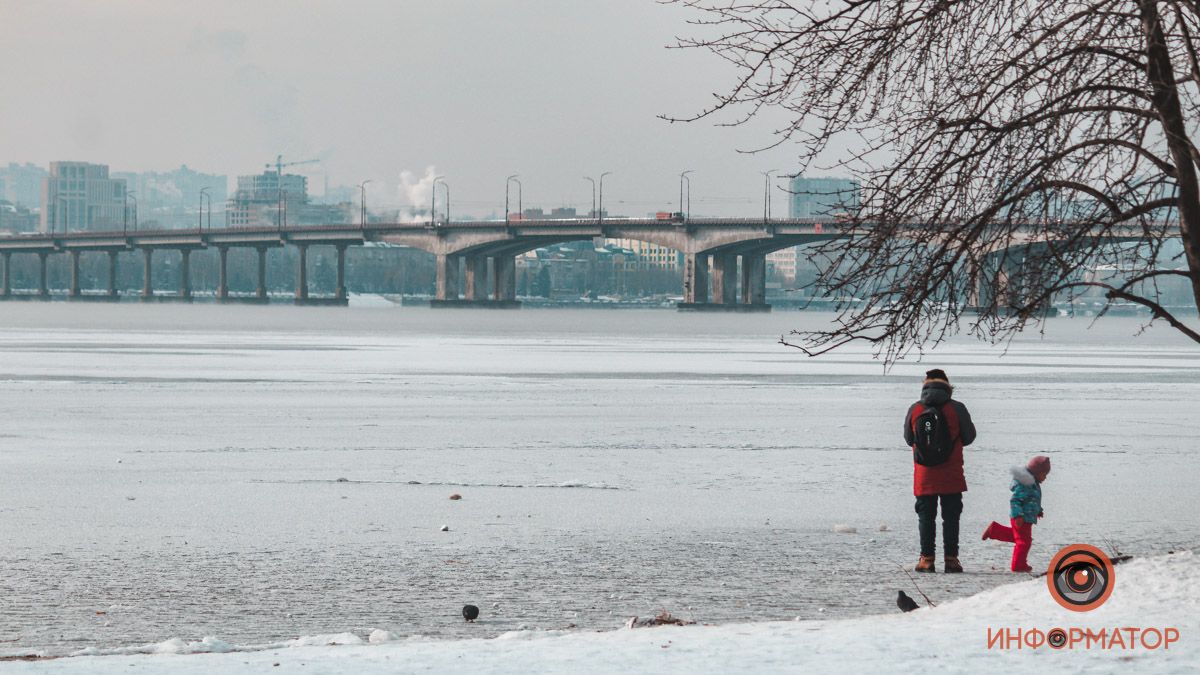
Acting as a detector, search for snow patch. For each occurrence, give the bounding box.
[368,630,400,644]
[32,552,1198,673]
[70,636,236,657]
[287,633,364,647]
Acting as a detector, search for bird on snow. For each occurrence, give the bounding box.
[462,604,480,622]
[897,591,920,613]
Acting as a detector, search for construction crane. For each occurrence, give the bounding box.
[264,155,320,230]
[267,155,319,175]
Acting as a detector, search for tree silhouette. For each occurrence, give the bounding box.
[669,0,1200,361]
[533,266,552,298]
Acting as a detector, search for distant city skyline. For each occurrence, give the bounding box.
[0,1,859,218]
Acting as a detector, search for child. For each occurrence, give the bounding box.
[981,455,1050,573]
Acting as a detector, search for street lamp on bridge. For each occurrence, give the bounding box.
[358,180,372,229]
[199,187,211,234]
[54,195,69,234]
[761,169,778,223]
[598,172,612,225]
[123,191,136,235]
[583,176,596,220]
[679,170,694,221]
[506,175,521,225]
[441,181,450,225]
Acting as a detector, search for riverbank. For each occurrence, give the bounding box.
[6,551,1196,673]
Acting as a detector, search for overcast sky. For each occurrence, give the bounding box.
[0,0,822,217]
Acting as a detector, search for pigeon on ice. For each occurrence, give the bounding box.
[896,590,920,613]
[462,604,480,622]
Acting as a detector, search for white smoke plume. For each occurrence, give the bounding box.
[397,166,440,222]
[398,166,439,207]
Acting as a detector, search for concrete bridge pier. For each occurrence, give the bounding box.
[433,254,461,304]
[432,248,520,308]
[493,255,516,303]
[710,253,738,305]
[682,252,709,305]
[142,249,154,300]
[464,254,488,301]
[965,254,1000,312]
[108,251,119,298]
[38,251,49,298]
[1006,242,1061,314]
[179,249,193,301]
[292,242,352,306]
[965,249,1024,314]
[69,250,81,298]
[1,252,9,297]
[995,249,1028,314]
[335,244,348,302]
[256,246,269,301]
[217,246,229,301]
[679,247,770,312]
[295,244,309,301]
[740,252,768,306]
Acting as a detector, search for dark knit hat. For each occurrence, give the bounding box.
[1027,455,1051,482]
[924,368,949,382]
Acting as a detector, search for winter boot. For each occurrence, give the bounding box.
[943,556,963,573]
[915,555,936,573]
[982,522,1002,541]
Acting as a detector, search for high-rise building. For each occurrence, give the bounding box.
[788,176,860,218]
[227,169,350,227]
[0,163,48,209]
[228,170,308,227]
[40,161,127,232]
[767,247,800,283]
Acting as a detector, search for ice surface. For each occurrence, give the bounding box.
[0,303,1198,658]
[4,551,1196,672]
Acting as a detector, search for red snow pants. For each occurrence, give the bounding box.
[983,518,1034,572]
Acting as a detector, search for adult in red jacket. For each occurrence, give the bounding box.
[903,369,976,574]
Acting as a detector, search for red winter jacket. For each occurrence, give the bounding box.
[903,381,976,496]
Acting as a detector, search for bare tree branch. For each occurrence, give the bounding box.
[669,0,1200,360]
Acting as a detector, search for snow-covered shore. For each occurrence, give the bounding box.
[8,550,1197,673]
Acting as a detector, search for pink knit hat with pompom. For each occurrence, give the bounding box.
[1027,455,1051,482]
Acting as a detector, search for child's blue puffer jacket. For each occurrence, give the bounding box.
[1009,466,1042,524]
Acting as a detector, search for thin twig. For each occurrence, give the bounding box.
[893,561,938,607]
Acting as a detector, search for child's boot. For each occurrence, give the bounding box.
[982,521,1002,541]
[944,556,963,573]
[915,555,936,573]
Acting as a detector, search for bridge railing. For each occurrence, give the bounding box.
[0,216,846,243]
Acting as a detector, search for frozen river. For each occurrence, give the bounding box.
[1,303,1198,656]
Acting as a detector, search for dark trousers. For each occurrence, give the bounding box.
[915,493,963,557]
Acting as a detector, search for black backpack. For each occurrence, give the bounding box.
[912,404,954,466]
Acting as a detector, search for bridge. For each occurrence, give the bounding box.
[0,218,840,310]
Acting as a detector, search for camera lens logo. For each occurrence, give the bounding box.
[1047,628,1068,648]
[1047,544,1115,612]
